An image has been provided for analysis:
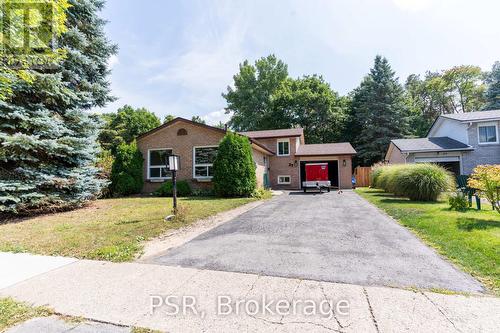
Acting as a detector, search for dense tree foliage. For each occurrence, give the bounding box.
[0,0,70,101]
[99,105,161,152]
[223,55,288,131]
[0,0,117,214]
[110,142,143,196]
[350,56,409,166]
[191,116,206,124]
[163,114,176,123]
[223,55,347,143]
[272,76,348,143]
[213,133,256,197]
[483,62,500,110]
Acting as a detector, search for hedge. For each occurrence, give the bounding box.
[372,163,454,201]
[153,180,192,197]
[110,141,144,196]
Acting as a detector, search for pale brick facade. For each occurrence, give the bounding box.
[137,118,357,192]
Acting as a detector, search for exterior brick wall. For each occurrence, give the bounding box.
[137,121,226,193]
[255,137,301,189]
[462,121,500,174]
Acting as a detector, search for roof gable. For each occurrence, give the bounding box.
[137,117,226,140]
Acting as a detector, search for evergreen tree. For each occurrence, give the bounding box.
[484,61,500,110]
[0,0,117,214]
[213,133,256,197]
[351,56,409,166]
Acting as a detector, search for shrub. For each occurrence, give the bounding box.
[153,180,192,197]
[448,191,469,211]
[372,163,454,201]
[251,188,273,200]
[110,141,143,196]
[213,132,256,197]
[370,167,384,188]
[468,165,500,213]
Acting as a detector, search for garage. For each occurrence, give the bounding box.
[300,160,339,188]
[294,143,357,190]
[415,156,461,176]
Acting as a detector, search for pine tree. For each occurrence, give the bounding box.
[0,0,117,214]
[484,61,500,110]
[351,56,409,166]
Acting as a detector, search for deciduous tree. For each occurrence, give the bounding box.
[99,105,161,152]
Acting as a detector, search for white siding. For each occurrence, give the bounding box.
[428,118,469,144]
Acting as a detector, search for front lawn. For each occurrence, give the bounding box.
[0,298,52,331]
[356,188,500,294]
[0,196,255,262]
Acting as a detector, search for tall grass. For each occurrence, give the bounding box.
[372,164,455,201]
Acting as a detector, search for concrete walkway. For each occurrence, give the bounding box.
[152,191,482,293]
[1,253,499,333]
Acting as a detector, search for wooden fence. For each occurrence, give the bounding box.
[354,166,372,187]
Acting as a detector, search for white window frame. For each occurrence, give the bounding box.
[277,175,291,184]
[147,148,172,180]
[277,138,290,156]
[193,145,218,179]
[477,122,499,145]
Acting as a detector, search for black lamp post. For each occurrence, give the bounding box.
[167,154,180,216]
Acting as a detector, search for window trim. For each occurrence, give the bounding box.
[477,122,499,145]
[277,138,290,156]
[193,145,218,179]
[147,148,173,180]
[277,175,291,185]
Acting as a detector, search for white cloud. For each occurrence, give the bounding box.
[144,2,250,110]
[202,109,232,125]
[392,0,433,12]
[107,55,120,69]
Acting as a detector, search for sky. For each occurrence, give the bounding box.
[98,0,500,125]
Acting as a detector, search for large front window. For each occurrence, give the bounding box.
[193,146,218,178]
[478,124,498,144]
[148,149,172,179]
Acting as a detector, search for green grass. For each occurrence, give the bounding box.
[356,188,500,295]
[0,196,255,262]
[0,298,53,331]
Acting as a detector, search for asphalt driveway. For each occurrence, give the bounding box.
[153,191,483,292]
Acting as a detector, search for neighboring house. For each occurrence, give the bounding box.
[385,110,500,175]
[137,117,356,192]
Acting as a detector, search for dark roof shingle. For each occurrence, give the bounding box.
[391,137,473,152]
[239,128,303,139]
[295,143,356,156]
[441,109,500,122]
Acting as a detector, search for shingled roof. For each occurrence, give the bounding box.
[239,128,303,139]
[391,137,473,152]
[441,109,500,122]
[295,143,356,156]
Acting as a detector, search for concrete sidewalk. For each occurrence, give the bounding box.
[1,253,499,332]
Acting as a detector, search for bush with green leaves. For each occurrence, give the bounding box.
[448,191,469,211]
[213,132,256,197]
[153,180,192,197]
[372,164,454,201]
[110,142,143,196]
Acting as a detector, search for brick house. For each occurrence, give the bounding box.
[137,117,356,192]
[385,110,500,176]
